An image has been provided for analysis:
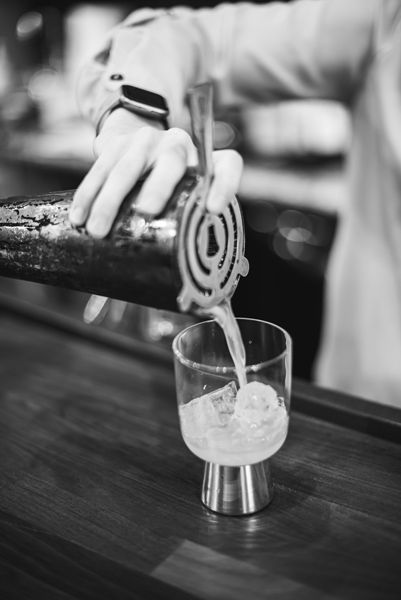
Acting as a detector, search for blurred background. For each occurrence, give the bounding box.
[0,1,351,381]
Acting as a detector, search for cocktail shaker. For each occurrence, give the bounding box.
[0,170,247,315]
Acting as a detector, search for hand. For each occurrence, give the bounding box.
[69,109,243,238]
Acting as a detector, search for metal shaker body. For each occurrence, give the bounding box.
[0,168,248,315]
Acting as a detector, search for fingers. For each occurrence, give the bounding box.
[69,134,131,227]
[135,128,194,215]
[69,125,241,240]
[207,150,244,214]
[85,128,158,238]
[69,126,195,239]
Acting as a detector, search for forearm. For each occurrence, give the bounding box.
[77,6,204,130]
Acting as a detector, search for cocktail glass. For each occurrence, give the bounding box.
[173,318,292,515]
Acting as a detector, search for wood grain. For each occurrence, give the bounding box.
[0,310,400,599]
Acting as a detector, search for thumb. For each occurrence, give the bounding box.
[206,150,244,214]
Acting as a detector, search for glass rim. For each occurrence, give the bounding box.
[172,317,292,375]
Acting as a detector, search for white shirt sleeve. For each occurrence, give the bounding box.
[77,1,379,129]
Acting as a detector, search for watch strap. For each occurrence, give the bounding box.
[95,90,169,136]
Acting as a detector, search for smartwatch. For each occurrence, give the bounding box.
[96,85,170,135]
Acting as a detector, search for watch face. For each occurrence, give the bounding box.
[122,85,169,115]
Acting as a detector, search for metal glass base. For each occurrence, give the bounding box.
[201,460,274,515]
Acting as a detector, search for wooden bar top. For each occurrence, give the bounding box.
[0,306,400,600]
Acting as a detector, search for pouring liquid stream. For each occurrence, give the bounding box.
[206,298,248,389]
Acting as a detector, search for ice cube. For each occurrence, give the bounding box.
[235,381,279,426]
[180,382,238,439]
[209,381,237,425]
[179,394,219,439]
